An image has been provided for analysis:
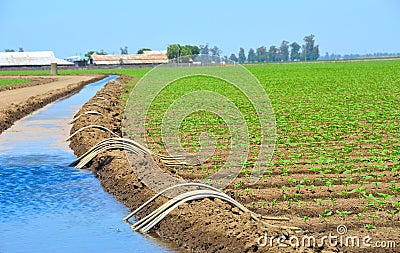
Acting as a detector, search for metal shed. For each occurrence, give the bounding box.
[0,51,73,67]
[91,51,168,65]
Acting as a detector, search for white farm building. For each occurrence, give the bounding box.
[0,51,73,67]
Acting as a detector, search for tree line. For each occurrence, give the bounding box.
[84,47,159,57]
[4,48,24,52]
[232,34,319,63]
[319,52,400,61]
[165,34,320,63]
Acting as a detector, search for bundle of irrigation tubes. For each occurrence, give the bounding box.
[123,183,302,234]
[69,137,189,169]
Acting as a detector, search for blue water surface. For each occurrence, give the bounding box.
[0,76,174,253]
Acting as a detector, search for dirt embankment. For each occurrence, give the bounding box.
[0,75,106,134]
[68,76,338,253]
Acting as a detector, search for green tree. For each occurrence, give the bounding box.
[137,48,151,54]
[180,46,192,57]
[301,34,319,60]
[229,53,238,62]
[120,46,128,54]
[301,45,307,61]
[85,50,107,57]
[312,45,320,60]
[256,46,267,62]
[210,46,221,56]
[180,46,193,62]
[280,40,289,61]
[290,42,301,61]
[199,44,209,55]
[167,44,181,59]
[268,45,280,62]
[85,51,95,57]
[247,48,257,62]
[18,47,24,52]
[5,49,15,52]
[238,48,246,63]
[179,45,200,55]
[186,45,200,55]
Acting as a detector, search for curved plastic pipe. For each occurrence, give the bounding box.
[68,111,103,124]
[66,125,118,141]
[128,189,300,233]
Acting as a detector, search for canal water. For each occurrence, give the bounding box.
[0,76,174,253]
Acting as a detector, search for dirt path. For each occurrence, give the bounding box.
[0,75,106,134]
[0,75,96,109]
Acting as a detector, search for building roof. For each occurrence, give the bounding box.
[91,52,168,65]
[0,51,73,66]
[143,50,167,55]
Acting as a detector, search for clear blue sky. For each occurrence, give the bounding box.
[1,0,399,58]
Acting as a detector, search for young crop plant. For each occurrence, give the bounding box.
[372,181,382,189]
[271,198,278,208]
[355,213,364,221]
[319,209,333,224]
[296,200,307,209]
[329,196,337,207]
[350,186,366,197]
[365,224,376,231]
[387,209,399,221]
[336,210,352,221]
[258,201,267,208]
[287,177,297,185]
[299,216,310,226]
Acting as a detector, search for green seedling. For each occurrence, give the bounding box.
[336,210,352,221]
[319,209,333,224]
[387,210,399,221]
[299,216,309,225]
[365,224,376,230]
[271,198,278,208]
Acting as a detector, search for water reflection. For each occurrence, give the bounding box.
[0,76,174,253]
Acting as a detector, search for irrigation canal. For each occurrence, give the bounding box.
[0,76,174,253]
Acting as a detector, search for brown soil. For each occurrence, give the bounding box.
[67,76,351,253]
[0,75,106,135]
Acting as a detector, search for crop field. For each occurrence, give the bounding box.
[2,60,399,244]
[245,61,400,238]
[141,60,400,244]
[0,79,30,87]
